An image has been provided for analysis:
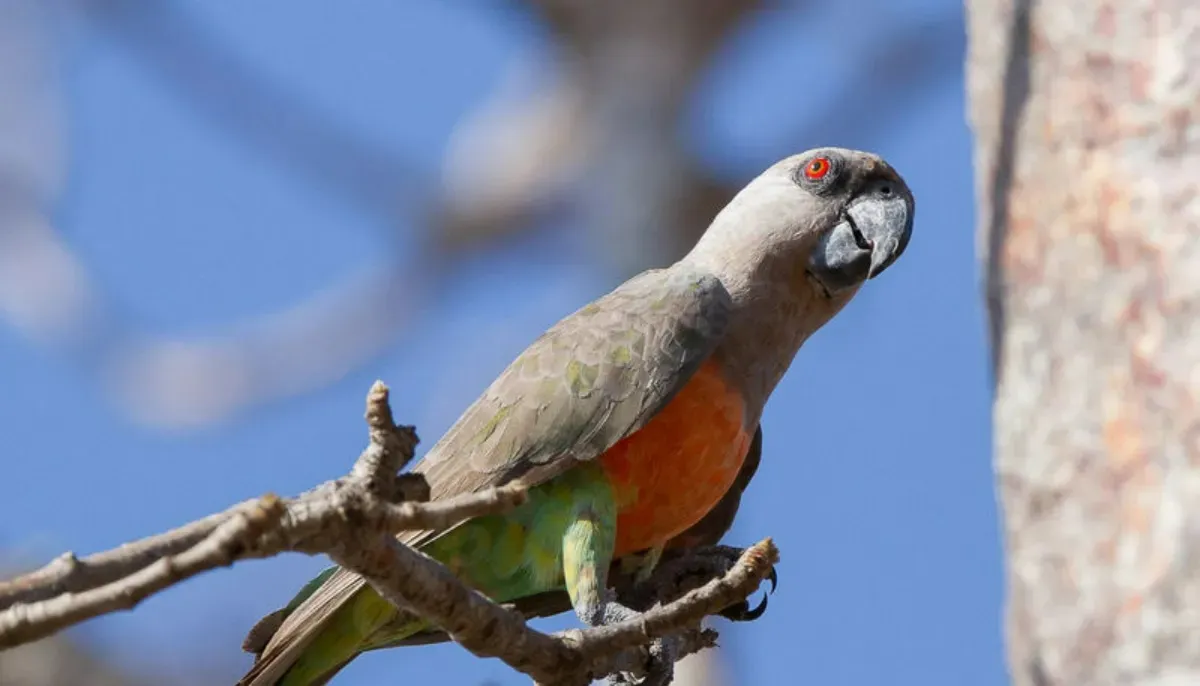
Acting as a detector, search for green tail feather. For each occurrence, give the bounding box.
[280,587,427,686]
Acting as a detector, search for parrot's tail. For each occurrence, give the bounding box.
[238,579,430,686]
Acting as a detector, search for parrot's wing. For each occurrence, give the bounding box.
[411,264,734,511]
[241,265,733,685]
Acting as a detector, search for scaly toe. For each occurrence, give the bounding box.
[606,635,679,686]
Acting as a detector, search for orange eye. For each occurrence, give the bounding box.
[804,157,831,180]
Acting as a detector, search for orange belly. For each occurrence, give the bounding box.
[598,358,751,556]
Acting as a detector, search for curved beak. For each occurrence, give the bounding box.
[851,188,914,279]
[808,181,914,295]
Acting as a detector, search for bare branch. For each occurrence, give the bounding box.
[0,497,287,648]
[0,381,776,684]
[0,505,246,612]
[0,477,523,620]
[351,381,419,496]
[375,483,528,532]
[0,380,525,651]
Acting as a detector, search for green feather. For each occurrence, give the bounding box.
[278,463,617,686]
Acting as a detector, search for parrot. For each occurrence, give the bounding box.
[238,147,914,686]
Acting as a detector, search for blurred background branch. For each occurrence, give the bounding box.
[0,0,961,430]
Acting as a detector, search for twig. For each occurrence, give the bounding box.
[0,381,777,685]
[0,497,287,647]
[0,482,523,620]
[351,381,418,496]
[0,505,248,611]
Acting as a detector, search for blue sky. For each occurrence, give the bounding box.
[0,2,1006,684]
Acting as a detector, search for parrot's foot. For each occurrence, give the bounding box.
[708,544,777,622]
[652,545,778,623]
[581,593,680,686]
[606,633,681,686]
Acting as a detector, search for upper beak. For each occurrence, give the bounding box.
[808,180,914,295]
[850,184,914,279]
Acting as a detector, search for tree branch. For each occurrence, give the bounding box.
[0,497,288,647]
[0,505,252,611]
[351,381,419,497]
[0,381,777,684]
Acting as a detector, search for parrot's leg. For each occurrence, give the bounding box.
[563,508,679,686]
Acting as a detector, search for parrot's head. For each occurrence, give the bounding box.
[693,147,915,300]
[787,147,914,296]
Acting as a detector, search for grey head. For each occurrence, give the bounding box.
[686,146,915,300]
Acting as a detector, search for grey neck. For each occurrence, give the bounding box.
[681,212,858,426]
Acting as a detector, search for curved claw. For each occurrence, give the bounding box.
[716,600,747,621]
[741,591,769,621]
[715,564,775,622]
[717,591,769,622]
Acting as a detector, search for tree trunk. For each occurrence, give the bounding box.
[966,1,1200,684]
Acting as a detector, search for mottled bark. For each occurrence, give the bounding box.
[966,1,1200,684]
